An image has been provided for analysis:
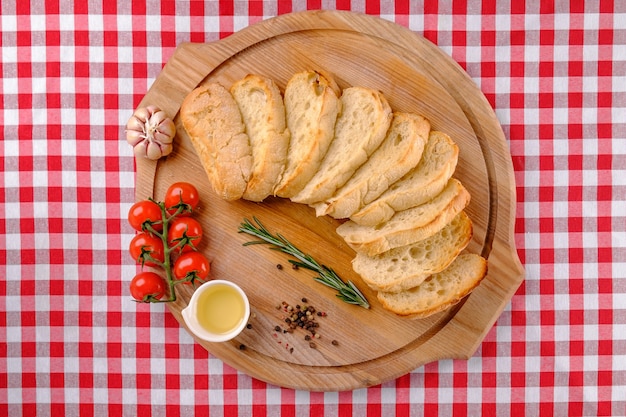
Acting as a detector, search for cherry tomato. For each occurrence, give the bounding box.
[164,182,200,216]
[129,232,165,267]
[128,200,163,232]
[173,252,211,285]
[130,271,166,302]
[167,217,203,253]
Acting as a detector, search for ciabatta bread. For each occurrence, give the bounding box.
[180,83,253,201]
[230,74,290,202]
[376,253,487,318]
[313,112,430,218]
[291,87,392,205]
[336,178,470,256]
[274,70,341,198]
[353,211,473,293]
[350,131,459,226]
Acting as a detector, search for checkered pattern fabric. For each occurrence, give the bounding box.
[1,1,625,416]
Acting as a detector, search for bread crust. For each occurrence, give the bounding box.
[179,83,253,201]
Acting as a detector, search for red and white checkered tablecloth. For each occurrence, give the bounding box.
[1,1,625,416]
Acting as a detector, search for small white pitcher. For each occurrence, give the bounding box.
[181,280,250,343]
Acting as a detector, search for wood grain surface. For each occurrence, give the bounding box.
[133,10,524,391]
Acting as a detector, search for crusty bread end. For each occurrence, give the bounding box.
[179,83,253,201]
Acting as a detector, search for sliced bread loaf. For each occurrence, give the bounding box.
[312,112,430,218]
[230,74,290,202]
[353,211,473,293]
[290,86,393,205]
[273,70,341,198]
[376,253,488,318]
[335,178,471,256]
[350,130,459,226]
[180,83,253,201]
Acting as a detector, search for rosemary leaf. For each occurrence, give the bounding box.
[238,217,370,309]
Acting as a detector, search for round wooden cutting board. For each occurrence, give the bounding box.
[133,10,524,391]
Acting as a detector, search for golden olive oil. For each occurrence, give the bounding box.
[195,283,245,334]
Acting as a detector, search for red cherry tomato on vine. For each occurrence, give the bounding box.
[128,200,163,232]
[164,182,199,216]
[129,232,165,267]
[130,271,166,302]
[173,252,211,285]
[167,217,203,253]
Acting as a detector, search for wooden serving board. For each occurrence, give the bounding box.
[133,10,524,391]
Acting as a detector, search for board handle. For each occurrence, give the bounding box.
[132,42,220,201]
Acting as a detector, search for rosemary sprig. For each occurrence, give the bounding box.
[238,217,370,309]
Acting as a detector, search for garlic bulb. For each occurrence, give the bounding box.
[126,105,176,160]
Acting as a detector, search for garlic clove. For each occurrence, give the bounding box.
[125,116,145,133]
[161,144,173,157]
[133,141,148,158]
[146,141,164,160]
[153,131,173,144]
[132,107,152,123]
[126,129,145,147]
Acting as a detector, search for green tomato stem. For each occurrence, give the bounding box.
[159,202,177,302]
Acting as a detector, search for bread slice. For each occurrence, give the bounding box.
[377,253,488,318]
[350,130,459,226]
[180,83,253,201]
[353,211,473,293]
[312,112,430,218]
[230,74,290,202]
[336,178,470,256]
[290,86,393,205]
[273,70,341,198]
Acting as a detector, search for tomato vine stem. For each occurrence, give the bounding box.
[135,201,189,303]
